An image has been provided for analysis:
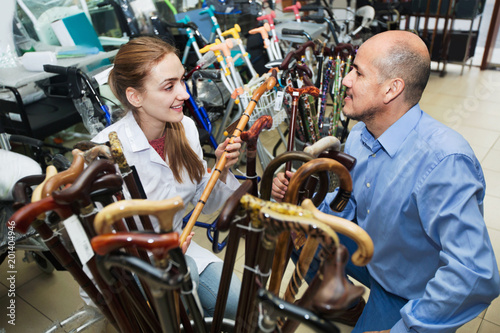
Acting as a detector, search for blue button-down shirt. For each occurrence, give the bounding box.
[318,104,500,332]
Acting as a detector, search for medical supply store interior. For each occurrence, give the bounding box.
[1,0,500,332]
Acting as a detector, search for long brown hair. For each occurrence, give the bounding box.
[108,36,204,183]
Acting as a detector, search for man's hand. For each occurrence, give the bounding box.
[271,171,294,202]
[215,137,242,183]
[364,330,390,333]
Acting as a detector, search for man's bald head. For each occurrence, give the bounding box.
[361,31,431,107]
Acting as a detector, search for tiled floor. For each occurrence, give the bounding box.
[1,63,500,332]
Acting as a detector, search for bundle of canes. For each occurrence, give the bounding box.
[52,159,149,332]
[237,193,341,333]
[10,179,120,331]
[93,197,199,333]
[179,69,278,245]
[267,157,353,301]
[210,115,273,333]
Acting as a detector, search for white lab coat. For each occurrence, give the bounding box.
[92,111,241,273]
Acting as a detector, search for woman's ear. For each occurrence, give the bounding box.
[383,78,405,104]
[126,87,142,108]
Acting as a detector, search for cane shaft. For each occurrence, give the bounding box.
[180,72,277,244]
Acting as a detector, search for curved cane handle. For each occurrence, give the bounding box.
[11,196,73,234]
[31,166,57,203]
[285,158,352,212]
[312,245,366,315]
[94,197,184,235]
[240,115,273,150]
[260,151,329,205]
[91,232,179,259]
[304,136,341,156]
[284,1,302,19]
[286,85,320,99]
[52,159,116,208]
[13,174,45,209]
[210,39,233,60]
[42,150,85,198]
[301,199,373,266]
[294,40,315,58]
[217,180,253,232]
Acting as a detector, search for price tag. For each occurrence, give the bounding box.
[63,215,94,265]
[274,90,285,112]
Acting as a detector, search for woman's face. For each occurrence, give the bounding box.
[134,53,189,127]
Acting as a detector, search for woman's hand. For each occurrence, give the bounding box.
[181,231,194,254]
[215,137,242,183]
[271,171,295,202]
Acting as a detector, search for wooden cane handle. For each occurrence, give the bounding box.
[91,232,179,258]
[295,63,313,81]
[12,174,45,209]
[31,166,57,203]
[294,40,315,58]
[286,85,320,98]
[42,150,85,197]
[240,115,273,150]
[302,199,373,266]
[317,151,357,171]
[312,245,365,315]
[11,196,73,234]
[94,197,184,235]
[108,131,130,173]
[52,159,116,207]
[303,136,341,157]
[180,70,277,245]
[285,158,352,212]
[217,180,253,232]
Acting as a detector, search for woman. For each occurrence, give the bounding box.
[92,36,242,319]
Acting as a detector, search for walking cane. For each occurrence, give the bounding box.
[52,159,142,332]
[93,197,200,333]
[179,69,278,245]
[9,196,118,330]
[238,194,339,333]
[209,116,273,333]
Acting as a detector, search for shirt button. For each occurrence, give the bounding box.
[372,153,376,157]
[367,209,370,214]
[366,183,371,188]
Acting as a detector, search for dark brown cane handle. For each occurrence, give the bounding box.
[217,180,253,232]
[52,159,117,207]
[241,115,273,150]
[12,174,45,209]
[91,232,179,259]
[312,245,365,315]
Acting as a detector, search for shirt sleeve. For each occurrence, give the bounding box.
[394,154,500,333]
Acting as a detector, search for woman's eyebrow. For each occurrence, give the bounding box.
[159,71,185,86]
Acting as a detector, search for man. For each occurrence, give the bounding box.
[272,30,500,332]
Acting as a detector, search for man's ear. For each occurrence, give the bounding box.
[384,78,405,104]
[126,87,142,108]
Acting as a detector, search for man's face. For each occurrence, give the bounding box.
[341,44,387,123]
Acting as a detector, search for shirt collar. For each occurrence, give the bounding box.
[360,104,422,157]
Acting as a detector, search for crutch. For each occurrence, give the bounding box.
[257,11,283,60]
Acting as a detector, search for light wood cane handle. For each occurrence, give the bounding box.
[301,199,373,266]
[303,136,340,157]
[31,165,57,203]
[94,197,184,235]
[91,232,179,259]
[42,150,84,198]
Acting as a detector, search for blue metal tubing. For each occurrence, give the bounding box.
[184,82,219,150]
